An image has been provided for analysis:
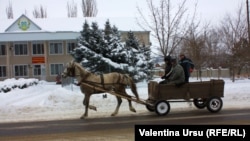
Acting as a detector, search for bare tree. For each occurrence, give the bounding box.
[219,3,248,81]
[204,28,226,68]
[137,0,193,58]
[6,0,13,19]
[33,5,47,18]
[81,0,98,17]
[180,24,206,80]
[24,9,28,16]
[67,0,78,17]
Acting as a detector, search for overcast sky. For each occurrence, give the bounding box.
[0,0,245,24]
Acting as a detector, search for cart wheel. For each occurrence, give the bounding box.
[155,100,170,116]
[146,104,155,112]
[206,97,223,113]
[193,98,207,109]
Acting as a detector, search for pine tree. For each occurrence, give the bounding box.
[126,31,140,50]
[141,44,154,80]
[71,19,153,82]
[71,20,105,72]
[124,31,154,81]
[124,31,142,81]
[109,25,127,65]
[103,19,113,59]
[71,20,91,62]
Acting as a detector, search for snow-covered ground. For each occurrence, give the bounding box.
[0,77,250,123]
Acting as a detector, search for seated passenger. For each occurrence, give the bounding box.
[160,58,185,86]
[159,55,172,84]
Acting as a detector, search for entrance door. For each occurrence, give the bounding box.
[33,64,46,80]
[33,64,42,76]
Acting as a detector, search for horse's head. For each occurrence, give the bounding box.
[61,60,76,78]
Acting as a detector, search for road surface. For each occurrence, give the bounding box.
[0,108,250,141]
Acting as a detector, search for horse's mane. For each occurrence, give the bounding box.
[73,62,90,74]
[73,62,84,70]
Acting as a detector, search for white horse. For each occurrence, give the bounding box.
[61,61,140,119]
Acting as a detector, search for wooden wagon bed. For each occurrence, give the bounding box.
[146,79,225,115]
[148,79,224,101]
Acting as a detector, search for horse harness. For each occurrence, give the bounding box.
[80,73,128,90]
[100,73,105,88]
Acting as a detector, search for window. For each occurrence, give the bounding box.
[0,44,6,55]
[0,66,6,77]
[49,42,63,54]
[14,43,28,55]
[33,65,41,76]
[67,41,77,54]
[14,65,28,77]
[50,64,63,75]
[32,42,44,55]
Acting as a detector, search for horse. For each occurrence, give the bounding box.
[61,61,140,119]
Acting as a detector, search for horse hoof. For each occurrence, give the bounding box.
[130,108,136,113]
[80,115,87,119]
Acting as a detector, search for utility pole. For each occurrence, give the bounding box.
[247,0,250,47]
[247,0,250,76]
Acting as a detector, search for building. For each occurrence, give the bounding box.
[0,15,150,82]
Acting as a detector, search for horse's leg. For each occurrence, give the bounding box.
[121,87,137,113]
[127,97,136,113]
[83,95,97,111]
[81,94,90,119]
[111,96,122,116]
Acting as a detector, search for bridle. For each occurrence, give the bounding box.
[63,63,76,77]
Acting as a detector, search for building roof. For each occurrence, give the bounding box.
[0,14,149,42]
[0,14,145,33]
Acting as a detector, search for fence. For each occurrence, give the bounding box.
[152,67,250,79]
[191,68,250,78]
[191,68,230,78]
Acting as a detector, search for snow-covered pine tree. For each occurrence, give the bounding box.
[71,20,152,81]
[125,31,149,81]
[102,20,113,59]
[108,24,128,67]
[71,20,91,62]
[71,20,128,74]
[101,20,128,73]
[71,20,105,72]
[141,44,154,80]
[126,31,140,50]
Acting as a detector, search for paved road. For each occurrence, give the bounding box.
[0,108,250,141]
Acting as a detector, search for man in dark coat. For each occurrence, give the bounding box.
[179,53,194,83]
[160,56,172,84]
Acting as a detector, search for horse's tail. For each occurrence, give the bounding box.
[123,74,139,100]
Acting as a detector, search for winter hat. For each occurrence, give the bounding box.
[170,58,177,63]
[164,56,171,61]
[179,53,185,57]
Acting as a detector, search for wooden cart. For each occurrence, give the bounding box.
[146,79,225,115]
